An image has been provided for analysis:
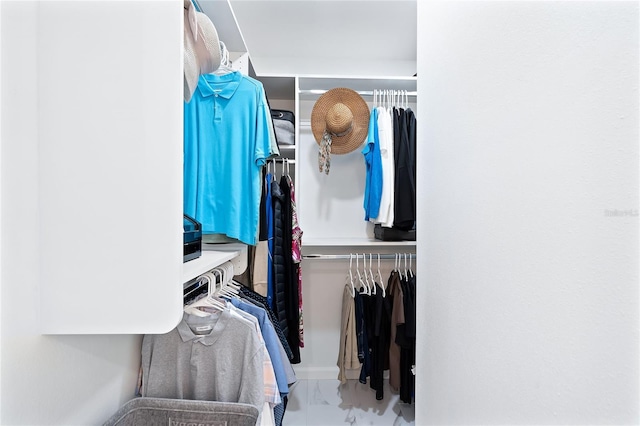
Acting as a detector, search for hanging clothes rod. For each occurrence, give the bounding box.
[299,89,417,97]
[303,253,415,260]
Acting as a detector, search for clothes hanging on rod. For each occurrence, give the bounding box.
[362,89,417,236]
[373,92,395,227]
[143,262,299,426]
[336,253,416,402]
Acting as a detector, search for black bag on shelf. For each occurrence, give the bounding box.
[271,109,295,145]
[374,224,416,241]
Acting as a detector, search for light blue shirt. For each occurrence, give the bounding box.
[362,107,382,220]
[229,298,290,395]
[184,72,271,245]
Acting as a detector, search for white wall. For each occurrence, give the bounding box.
[417,2,639,425]
[1,1,178,424]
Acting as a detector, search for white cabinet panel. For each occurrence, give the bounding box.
[38,1,183,334]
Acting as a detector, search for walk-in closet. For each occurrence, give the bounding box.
[1,1,638,425]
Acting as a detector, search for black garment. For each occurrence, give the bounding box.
[370,283,391,400]
[271,181,288,339]
[393,107,416,231]
[354,291,365,363]
[239,281,294,361]
[407,109,417,224]
[259,168,268,241]
[397,274,416,403]
[359,291,375,384]
[279,176,300,364]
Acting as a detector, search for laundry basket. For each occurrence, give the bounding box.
[103,397,260,426]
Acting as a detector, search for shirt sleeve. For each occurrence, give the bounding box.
[254,87,272,167]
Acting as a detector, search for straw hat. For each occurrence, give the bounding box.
[311,88,370,155]
[184,0,221,102]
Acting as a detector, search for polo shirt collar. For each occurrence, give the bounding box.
[197,71,242,100]
[177,310,230,346]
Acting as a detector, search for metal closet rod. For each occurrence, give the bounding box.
[303,253,416,260]
[299,89,417,97]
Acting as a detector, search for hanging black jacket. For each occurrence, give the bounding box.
[271,181,288,338]
[394,108,416,231]
[280,176,300,364]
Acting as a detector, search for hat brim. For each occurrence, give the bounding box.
[184,11,221,102]
[311,88,370,155]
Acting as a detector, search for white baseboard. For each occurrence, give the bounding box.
[292,366,339,380]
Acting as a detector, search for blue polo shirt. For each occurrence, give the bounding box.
[362,107,382,221]
[184,72,271,245]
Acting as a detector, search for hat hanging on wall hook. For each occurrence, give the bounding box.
[311,88,370,175]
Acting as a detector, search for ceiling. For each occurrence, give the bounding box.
[198,0,417,77]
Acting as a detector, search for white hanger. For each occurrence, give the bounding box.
[213,41,234,75]
[206,269,230,306]
[224,262,241,295]
[361,253,371,295]
[368,253,377,295]
[403,253,409,280]
[376,254,385,298]
[409,253,414,278]
[217,263,239,299]
[184,272,225,316]
[348,253,356,297]
[356,254,367,295]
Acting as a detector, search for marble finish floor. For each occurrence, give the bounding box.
[283,379,415,425]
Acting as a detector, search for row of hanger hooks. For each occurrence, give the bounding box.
[373,89,411,110]
[346,253,415,298]
[267,158,293,181]
[184,261,241,316]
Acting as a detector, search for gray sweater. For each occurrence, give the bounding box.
[141,310,265,410]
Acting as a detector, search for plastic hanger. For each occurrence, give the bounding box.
[376,254,385,298]
[356,254,367,294]
[223,262,241,295]
[364,253,372,295]
[212,41,234,75]
[409,252,414,278]
[184,272,225,316]
[217,263,239,299]
[272,159,277,181]
[368,253,376,295]
[348,253,356,297]
[207,269,230,305]
[363,252,372,295]
[403,253,409,281]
